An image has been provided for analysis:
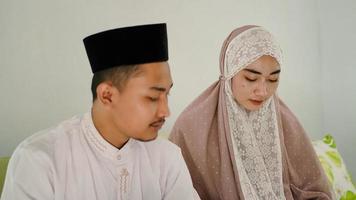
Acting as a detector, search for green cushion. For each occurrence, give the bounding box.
[313,134,356,200]
[0,157,10,196]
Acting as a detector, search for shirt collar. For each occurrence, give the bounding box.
[81,112,136,162]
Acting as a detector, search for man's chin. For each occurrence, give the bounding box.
[134,133,158,142]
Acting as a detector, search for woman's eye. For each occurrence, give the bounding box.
[245,77,257,82]
[269,79,279,83]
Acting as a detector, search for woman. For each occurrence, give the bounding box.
[169,25,333,199]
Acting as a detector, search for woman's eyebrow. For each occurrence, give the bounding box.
[270,69,281,75]
[243,69,281,75]
[244,68,261,74]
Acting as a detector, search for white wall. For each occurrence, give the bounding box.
[0,0,325,169]
[318,0,356,179]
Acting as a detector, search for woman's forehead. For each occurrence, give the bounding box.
[243,56,280,74]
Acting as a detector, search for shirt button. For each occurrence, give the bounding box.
[117,155,121,160]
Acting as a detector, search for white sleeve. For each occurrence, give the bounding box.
[163,149,201,200]
[1,146,54,200]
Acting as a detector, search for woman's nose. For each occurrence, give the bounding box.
[255,82,268,97]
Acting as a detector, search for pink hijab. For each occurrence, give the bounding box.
[169,25,333,200]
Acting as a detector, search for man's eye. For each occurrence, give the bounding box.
[269,79,279,82]
[148,97,159,102]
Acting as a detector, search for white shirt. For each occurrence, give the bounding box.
[1,113,198,200]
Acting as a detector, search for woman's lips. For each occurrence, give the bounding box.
[249,99,263,106]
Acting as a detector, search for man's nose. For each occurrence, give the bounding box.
[157,97,170,118]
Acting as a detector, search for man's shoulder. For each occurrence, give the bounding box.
[14,114,85,156]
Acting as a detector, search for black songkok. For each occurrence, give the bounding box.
[83,23,168,73]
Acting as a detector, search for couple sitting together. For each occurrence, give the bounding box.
[1,23,333,200]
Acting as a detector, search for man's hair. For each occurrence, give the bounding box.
[91,65,140,101]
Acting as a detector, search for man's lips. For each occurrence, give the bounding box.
[150,119,165,128]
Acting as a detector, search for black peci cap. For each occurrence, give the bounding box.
[83,23,168,73]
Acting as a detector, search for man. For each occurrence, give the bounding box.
[1,23,198,200]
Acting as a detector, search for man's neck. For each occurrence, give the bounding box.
[91,105,129,149]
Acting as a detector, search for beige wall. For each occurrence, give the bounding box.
[318,0,356,179]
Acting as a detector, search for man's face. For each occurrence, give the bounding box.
[109,62,172,141]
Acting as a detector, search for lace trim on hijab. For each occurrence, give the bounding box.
[223,27,283,80]
[223,27,286,200]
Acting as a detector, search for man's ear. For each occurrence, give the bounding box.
[96,82,115,105]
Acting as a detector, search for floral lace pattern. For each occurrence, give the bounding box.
[223,27,285,199]
[223,27,283,80]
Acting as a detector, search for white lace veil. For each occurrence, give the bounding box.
[223,27,286,199]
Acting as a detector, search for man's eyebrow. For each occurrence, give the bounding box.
[243,69,281,75]
[150,83,173,92]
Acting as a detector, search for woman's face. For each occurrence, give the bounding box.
[231,55,280,111]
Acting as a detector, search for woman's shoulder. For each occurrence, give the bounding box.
[276,97,300,124]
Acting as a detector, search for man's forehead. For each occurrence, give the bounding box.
[126,64,173,90]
